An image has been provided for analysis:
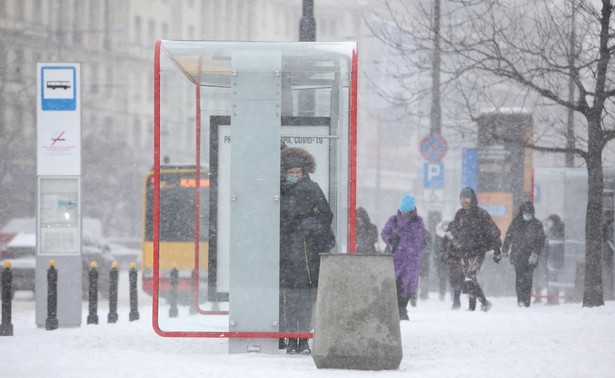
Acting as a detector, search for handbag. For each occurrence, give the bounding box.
[384,217,399,254]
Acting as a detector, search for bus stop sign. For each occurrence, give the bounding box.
[420,134,448,163]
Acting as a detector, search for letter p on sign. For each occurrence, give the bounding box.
[423,162,444,189]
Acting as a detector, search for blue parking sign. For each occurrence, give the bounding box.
[424,162,444,189]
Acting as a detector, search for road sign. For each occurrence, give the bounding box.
[462,148,477,190]
[423,162,444,189]
[420,134,448,162]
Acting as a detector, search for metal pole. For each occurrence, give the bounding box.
[107,262,119,323]
[0,262,13,336]
[431,0,442,135]
[45,261,58,331]
[87,262,99,325]
[299,0,316,116]
[300,0,316,42]
[129,263,140,321]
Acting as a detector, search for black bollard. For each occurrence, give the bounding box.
[87,261,99,325]
[189,269,197,315]
[128,263,139,321]
[45,260,58,331]
[169,267,179,318]
[1,261,14,336]
[107,262,119,323]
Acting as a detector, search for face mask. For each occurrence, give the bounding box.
[523,214,532,222]
[286,176,299,184]
[546,222,553,229]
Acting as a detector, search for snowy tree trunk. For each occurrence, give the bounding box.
[583,119,605,307]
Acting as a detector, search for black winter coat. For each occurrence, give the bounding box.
[447,189,501,258]
[280,175,333,288]
[503,216,545,269]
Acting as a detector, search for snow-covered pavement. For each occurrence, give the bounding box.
[1,273,613,378]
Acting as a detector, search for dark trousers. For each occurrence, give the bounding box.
[461,255,487,304]
[436,258,449,300]
[515,266,535,307]
[546,265,560,304]
[396,277,410,316]
[280,287,316,333]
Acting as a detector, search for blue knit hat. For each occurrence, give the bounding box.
[399,195,416,212]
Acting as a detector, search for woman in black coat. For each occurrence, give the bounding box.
[356,207,378,253]
[502,201,546,307]
[279,147,334,355]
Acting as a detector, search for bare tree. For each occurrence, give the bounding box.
[371,0,615,307]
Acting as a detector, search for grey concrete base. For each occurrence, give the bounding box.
[312,253,402,370]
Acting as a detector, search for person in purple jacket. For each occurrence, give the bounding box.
[381,195,425,320]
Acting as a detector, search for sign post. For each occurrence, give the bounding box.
[35,63,82,327]
[420,134,447,204]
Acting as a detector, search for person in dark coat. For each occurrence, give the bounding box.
[418,228,432,301]
[356,207,378,253]
[279,147,334,355]
[434,219,452,302]
[381,195,425,320]
[502,201,546,307]
[544,214,566,305]
[444,187,501,312]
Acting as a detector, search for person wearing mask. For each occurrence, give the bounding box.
[356,207,379,253]
[279,147,334,354]
[381,195,425,320]
[544,214,566,305]
[444,187,501,312]
[502,201,546,307]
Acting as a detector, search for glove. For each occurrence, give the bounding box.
[445,231,461,249]
[493,251,502,264]
[528,252,539,265]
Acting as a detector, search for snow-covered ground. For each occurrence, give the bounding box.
[1,272,613,378]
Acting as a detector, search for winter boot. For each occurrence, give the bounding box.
[481,300,493,312]
[297,338,311,355]
[452,288,461,310]
[409,292,417,307]
[286,338,298,354]
[279,338,287,350]
[399,307,409,320]
[468,296,477,311]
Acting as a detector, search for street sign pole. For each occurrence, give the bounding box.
[35,62,82,327]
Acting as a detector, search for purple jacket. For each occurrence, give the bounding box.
[381,211,425,295]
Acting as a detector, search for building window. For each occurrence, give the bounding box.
[91,64,99,94]
[161,23,168,38]
[106,67,113,96]
[134,16,142,45]
[148,19,156,44]
[32,0,42,25]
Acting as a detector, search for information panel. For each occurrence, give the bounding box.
[36,63,81,175]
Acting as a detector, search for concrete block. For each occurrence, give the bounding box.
[312,253,402,370]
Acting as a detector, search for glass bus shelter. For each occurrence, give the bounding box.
[152,40,357,353]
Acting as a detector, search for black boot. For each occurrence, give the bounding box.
[409,292,417,307]
[286,338,298,354]
[452,288,461,310]
[297,338,311,355]
[468,296,477,311]
[278,338,287,350]
[399,307,409,320]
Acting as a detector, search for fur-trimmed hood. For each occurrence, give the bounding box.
[281,147,316,174]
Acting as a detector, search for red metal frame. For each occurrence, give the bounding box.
[152,41,358,338]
